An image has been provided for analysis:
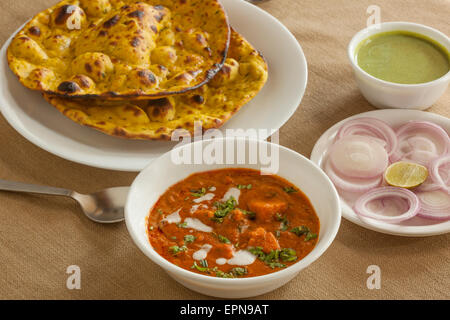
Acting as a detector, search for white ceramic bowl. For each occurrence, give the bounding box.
[348,22,450,110]
[125,138,341,298]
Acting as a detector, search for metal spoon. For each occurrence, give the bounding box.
[0,179,128,223]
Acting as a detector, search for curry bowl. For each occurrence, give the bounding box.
[125,138,341,298]
[348,22,450,110]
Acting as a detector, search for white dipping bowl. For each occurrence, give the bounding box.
[125,138,341,298]
[348,22,450,110]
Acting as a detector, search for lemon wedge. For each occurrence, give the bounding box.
[384,161,428,189]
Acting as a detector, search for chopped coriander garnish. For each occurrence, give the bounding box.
[290,226,317,241]
[191,261,210,273]
[248,247,266,260]
[248,247,297,269]
[191,263,246,278]
[214,269,234,278]
[283,186,298,194]
[230,267,248,276]
[157,209,164,215]
[280,248,297,262]
[176,222,188,228]
[264,249,280,263]
[169,245,187,255]
[183,235,195,244]
[190,187,206,197]
[199,259,208,268]
[305,232,318,241]
[290,226,310,236]
[211,197,237,223]
[241,209,256,220]
[237,184,252,190]
[267,262,286,269]
[275,213,289,231]
[275,230,281,238]
[217,234,231,244]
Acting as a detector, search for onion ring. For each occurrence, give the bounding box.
[399,136,438,154]
[329,135,389,179]
[392,121,449,162]
[324,158,382,193]
[353,187,420,223]
[401,150,439,166]
[428,155,450,193]
[416,190,450,221]
[367,197,410,216]
[337,117,398,157]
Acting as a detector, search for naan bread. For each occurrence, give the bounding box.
[8,0,230,99]
[43,31,268,140]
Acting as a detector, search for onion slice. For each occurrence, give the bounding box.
[367,197,410,216]
[329,135,389,178]
[416,178,442,193]
[392,121,449,162]
[324,159,382,193]
[416,190,450,221]
[354,187,420,223]
[400,136,438,154]
[428,155,450,193]
[337,117,398,157]
[401,150,438,166]
[416,160,449,192]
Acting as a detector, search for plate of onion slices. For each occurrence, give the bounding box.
[311,109,450,236]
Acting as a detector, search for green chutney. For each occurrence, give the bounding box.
[356,31,450,84]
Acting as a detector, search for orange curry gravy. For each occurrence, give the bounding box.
[147,168,320,278]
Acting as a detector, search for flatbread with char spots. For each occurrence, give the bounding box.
[43,31,268,140]
[7,0,230,99]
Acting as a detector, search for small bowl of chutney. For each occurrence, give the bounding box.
[348,22,450,110]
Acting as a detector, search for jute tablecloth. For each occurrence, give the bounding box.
[0,0,448,300]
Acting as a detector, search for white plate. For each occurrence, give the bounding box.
[0,0,307,172]
[311,109,450,237]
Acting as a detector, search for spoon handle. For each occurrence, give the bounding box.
[0,179,72,197]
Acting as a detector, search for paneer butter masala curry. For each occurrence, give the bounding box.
[147,168,320,278]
